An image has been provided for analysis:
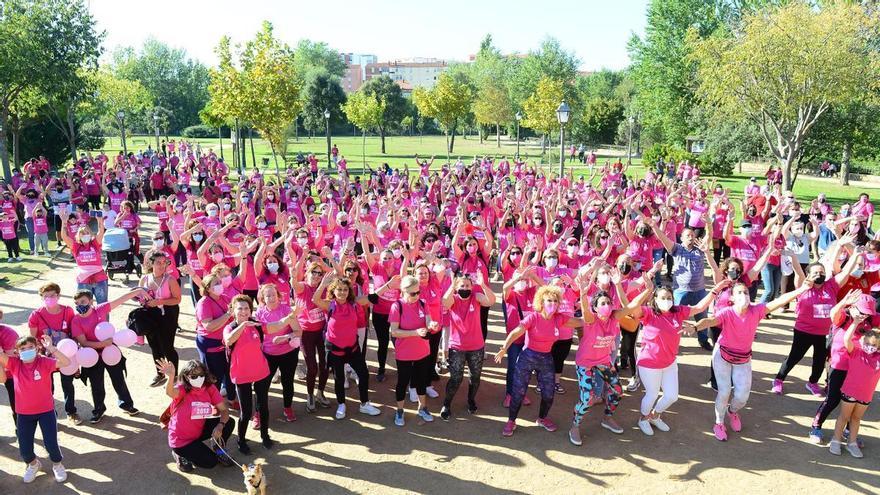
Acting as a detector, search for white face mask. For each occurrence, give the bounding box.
[392,248,402,258]
[211,252,224,263]
[566,246,577,256]
[210,285,224,296]
[791,228,804,236]
[733,293,749,308]
[154,239,164,248]
[861,338,878,354]
[432,264,445,273]
[188,376,205,388]
[656,299,673,312]
[80,234,92,244]
[297,237,308,246]
[514,281,528,292]
[258,222,267,229]
[266,262,279,274]
[544,258,558,269]
[597,274,611,285]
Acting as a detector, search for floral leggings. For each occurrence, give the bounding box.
[572,365,622,426]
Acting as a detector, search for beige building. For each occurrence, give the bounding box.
[364,59,448,89]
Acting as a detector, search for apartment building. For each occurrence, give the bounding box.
[363,58,448,89]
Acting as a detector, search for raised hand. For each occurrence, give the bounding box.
[156,358,175,377]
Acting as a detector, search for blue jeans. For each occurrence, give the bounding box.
[77,279,108,304]
[759,263,782,304]
[17,411,62,464]
[505,342,524,396]
[196,335,236,401]
[24,217,35,252]
[674,288,708,343]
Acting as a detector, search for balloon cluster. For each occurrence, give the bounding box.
[55,322,138,375]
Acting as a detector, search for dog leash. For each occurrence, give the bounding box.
[212,438,245,469]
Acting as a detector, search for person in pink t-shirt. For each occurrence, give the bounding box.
[156,359,235,472]
[829,319,880,458]
[495,285,581,437]
[1,334,71,483]
[691,281,800,441]
[253,284,303,423]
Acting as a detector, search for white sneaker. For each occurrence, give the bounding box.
[295,364,307,380]
[23,459,41,483]
[650,417,670,432]
[846,441,864,458]
[52,463,67,483]
[272,371,280,384]
[359,401,381,416]
[638,419,654,436]
[426,385,439,398]
[335,403,347,420]
[408,387,419,403]
[829,439,842,455]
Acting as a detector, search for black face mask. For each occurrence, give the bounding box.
[619,264,632,275]
[813,274,826,285]
[727,268,742,280]
[340,221,348,227]
[553,224,563,234]
[457,289,472,299]
[506,221,514,228]
[638,228,651,238]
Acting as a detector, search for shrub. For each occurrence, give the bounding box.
[181,125,215,139]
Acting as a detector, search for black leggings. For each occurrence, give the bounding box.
[550,338,573,375]
[327,349,370,404]
[813,368,847,428]
[4,379,15,423]
[172,417,235,468]
[776,329,827,383]
[3,238,20,258]
[396,356,432,402]
[235,378,270,445]
[428,331,442,379]
[372,312,391,374]
[265,349,299,408]
[480,306,489,342]
[619,328,639,377]
[713,238,730,264]
[146,305,180,372]
[301,331,328,396]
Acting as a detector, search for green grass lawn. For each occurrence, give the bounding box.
[0,236,63,289]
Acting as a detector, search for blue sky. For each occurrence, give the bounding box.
[89,0,649,70]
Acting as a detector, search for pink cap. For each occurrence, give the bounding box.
[856,294,877,316]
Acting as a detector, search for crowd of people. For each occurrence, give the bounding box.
[1,142,879,484]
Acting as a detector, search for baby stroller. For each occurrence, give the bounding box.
[102,228,141,280]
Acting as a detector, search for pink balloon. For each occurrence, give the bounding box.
[76,347,99,368]
[60,357,79,376]
[102,345,122,366]
[112,328,137,348]
[57,339,79,358]
[95,321,116,341]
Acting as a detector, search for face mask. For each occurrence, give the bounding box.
[211,252,224,263]
[553,224,563,234]
[619,264,631,275]
[544,301,558,314]
[19,348,37,362]
[221,275,233,288]
[369,200,377,206]
[340,220,348,227]
[80,235,92,244]
[861,339,878,354]
[297,237,308,246]
[742,228,752,237]
[175,205,184,212]
[211,285,224,296]
[656,299,673,312]
[43,296,59,309]
[599,238,608,247]
[457,289,472,299]
[514,281,528,292]
[638,228,651,238]
[791,228,804,236]
[392,248,402,258]
[267,195,275,201]
[733,293,749,307]
[242,196,250,203]
[192,234,204,242]
[76,303,91,315]
[587,211,597,220]
[558,210,567,218]
[188,376,206,388]
[545,258,558,269]
[471,218,482,227]
[597,274,611,285]
[257,222,267,229]
[596,305,613,318]
[812,274,826,285]
[207,210,218,218]
[727,268,742,280]
[361,208,369,215]
[267,262,279,274]
[154,239,165,248]
[566,246,577,256]
[432,264,445,273]
[852,268,864,277]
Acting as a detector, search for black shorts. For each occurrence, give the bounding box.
[842,393,870,406]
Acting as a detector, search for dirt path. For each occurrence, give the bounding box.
[0,213,877,495]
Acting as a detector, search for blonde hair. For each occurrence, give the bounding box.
[202,273,222,291]
[533,285,563,313]
[400,275,419,293]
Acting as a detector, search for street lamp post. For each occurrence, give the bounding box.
[555,101,570,176]
[153,114,161,153]
[627,115,635,164]
[515,112,522,160]
[324,109,331,170]
[117,110,127,157]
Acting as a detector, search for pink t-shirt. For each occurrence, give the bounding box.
[575,316,620,368]
[637,307,688,369]
[195,296,230,348]
[447,295,485,352]
[224,322,269,384]
[253,305,295,356]
[520,312,567,353]
[28,306,75,342]
[794,280,839,336]
[714,304,767,355]
[829,326,860,371]
[0,325,18,379]
[167,384,224,448]
[389,300,431,361]
[70,303,112,343]
[326,301,359,352]
[5,355,57,414]
[841,348,880,403]
[33,215,49,235]
[295,284,326,332]
[0,219,16,240]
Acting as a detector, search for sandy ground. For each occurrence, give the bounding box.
[0,213,877,495]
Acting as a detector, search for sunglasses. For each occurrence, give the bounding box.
[344,268,358,274]
[407,290,421,296]
[310,271,324,276]
[188,373,204,379]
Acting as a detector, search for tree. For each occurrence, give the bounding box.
[342,90,385,168]
[413,72,474,155]
[521,77,565,157]
[0,0,103,178]
[508,37,579,112]
[573,97,624,147]
[111,39,210,132]
[471,35,515,147]
[94,70,153,144]
[300,70,346,133]
[43,69,99,160]
[360,76,407,154]
[292,40,347,79]
[689,2,880,190]
[210,21,301,174]
[199,102,228,159]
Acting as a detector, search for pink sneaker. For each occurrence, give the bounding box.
[502,420,517,437]
[523,395,532,406]
[727,410,742,432]
[503,394,511,408]
[713,423,728,441]
[135,335,145,346]
[805,382,825,397]
[251,415,261,431]
[283,407,297,422]
[771,379,783,395]
[536,417,558,432]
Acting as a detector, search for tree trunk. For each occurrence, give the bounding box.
[249,128,256,169]
[12,129,19,170]
[362,129,366,171]
[218,127,224,161]
[496,124,501,147]
[66,109,78,160]
[380,126,386,154]
[0,105,9,180]
[781,156,793,192]
[449,126,457,153]
[840,139,851,186]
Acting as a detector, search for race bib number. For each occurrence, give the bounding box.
[308,307,326,323]
[77,249,98,263]
[813,304,832,319]
[190,401,218,420]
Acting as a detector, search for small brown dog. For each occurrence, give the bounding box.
[242,462,266,495]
